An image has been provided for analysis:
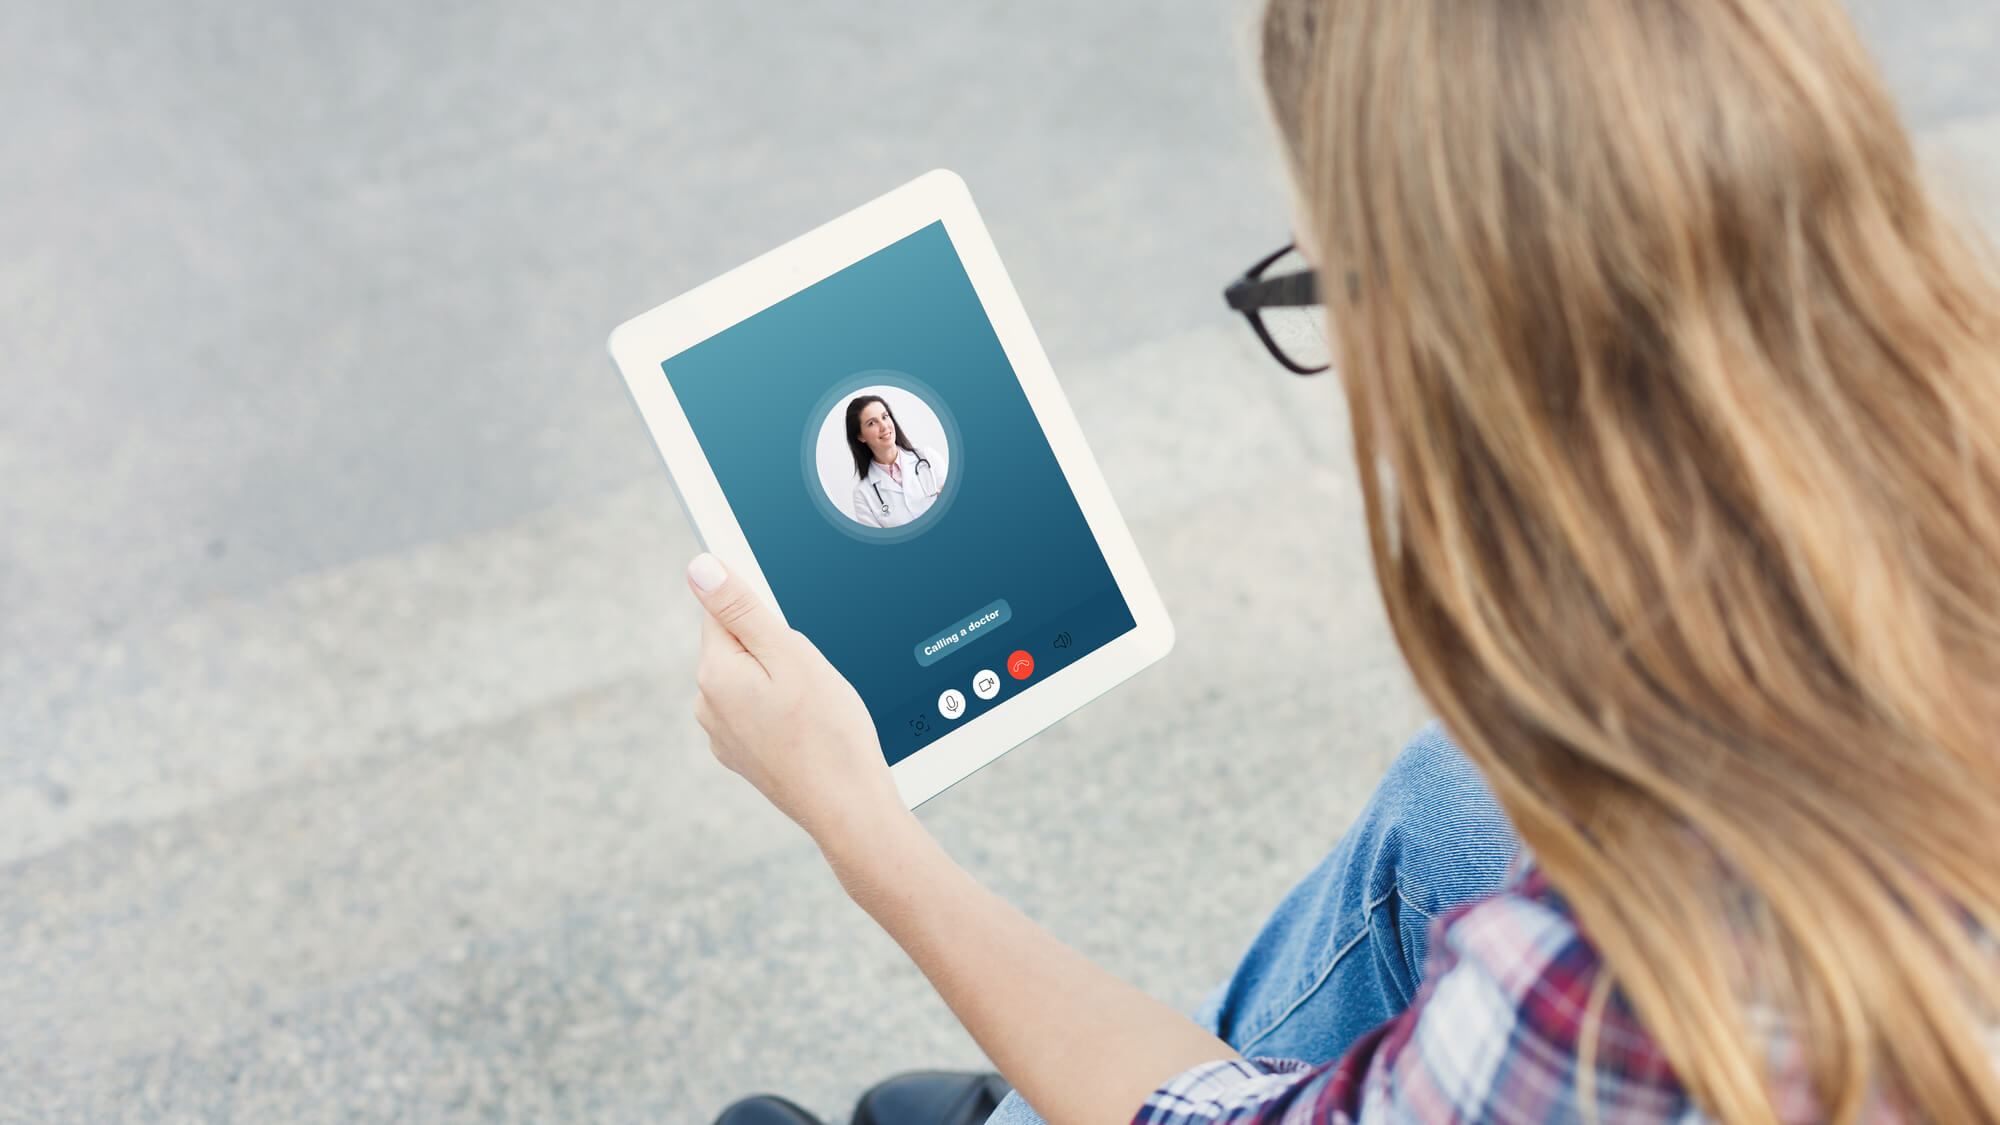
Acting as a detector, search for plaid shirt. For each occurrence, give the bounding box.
[1133,869,1746,1124]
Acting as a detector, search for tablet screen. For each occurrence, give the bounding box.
[660,221,1136,765]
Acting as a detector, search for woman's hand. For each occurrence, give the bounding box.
[685,553,906,846]
[686,555,1235,1125]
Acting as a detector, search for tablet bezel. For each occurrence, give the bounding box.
[607,169,1174,808]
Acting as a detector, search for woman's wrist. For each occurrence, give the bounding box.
[813,801,940,906]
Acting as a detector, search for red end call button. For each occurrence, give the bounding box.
[1007,650,1034,679]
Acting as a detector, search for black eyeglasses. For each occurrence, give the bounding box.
[1224,243,1330,375]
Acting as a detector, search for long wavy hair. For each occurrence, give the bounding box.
[1260,0,2000,1119]
[845,393,917,481]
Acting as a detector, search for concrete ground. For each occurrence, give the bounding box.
[5,1,1999,1121]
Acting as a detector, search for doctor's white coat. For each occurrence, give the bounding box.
[851,446,946,528]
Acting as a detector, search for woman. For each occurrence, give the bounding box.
[691,0,2000,1121]
[847,393,946,529]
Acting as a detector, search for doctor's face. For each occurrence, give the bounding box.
[857,401,898,462]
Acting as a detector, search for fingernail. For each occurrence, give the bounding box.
[687,553,727,593]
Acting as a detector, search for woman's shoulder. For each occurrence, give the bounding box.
[1407,870,1687,1104]
[1413,867,1970,1122]
[1432,866,1592,984]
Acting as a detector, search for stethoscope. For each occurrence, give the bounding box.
[870,453,938,516]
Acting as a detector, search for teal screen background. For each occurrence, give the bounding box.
[660,221,1135,765]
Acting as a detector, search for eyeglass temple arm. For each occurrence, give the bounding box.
[1224,269,1322,311]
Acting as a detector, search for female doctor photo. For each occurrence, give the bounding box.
[846,393,946,528]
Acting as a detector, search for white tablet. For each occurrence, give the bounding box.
[608,169,1173,808]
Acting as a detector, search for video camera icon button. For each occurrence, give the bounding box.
[938,689,967,720]
[972,669,1001,700]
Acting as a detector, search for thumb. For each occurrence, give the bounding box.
[686,553,789,660]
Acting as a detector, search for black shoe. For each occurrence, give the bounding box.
[712,1094,826,1125]
[851,1071,1012,1125]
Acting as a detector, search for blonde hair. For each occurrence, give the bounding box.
[1260,0,2000,1120]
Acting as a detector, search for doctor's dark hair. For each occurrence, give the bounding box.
[844,394,919,480]
[1260,0,2000,1120]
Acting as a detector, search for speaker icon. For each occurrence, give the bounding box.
[1052,631,1072,649]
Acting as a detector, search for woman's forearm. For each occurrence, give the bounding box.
[820,810,1239,1125]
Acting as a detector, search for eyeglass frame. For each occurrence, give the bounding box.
[1223,242,1330,375]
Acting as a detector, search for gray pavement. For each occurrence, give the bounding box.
[6,1,2000,1121]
